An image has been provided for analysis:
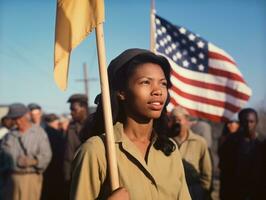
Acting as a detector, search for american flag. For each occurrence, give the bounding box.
[154,14,252,122]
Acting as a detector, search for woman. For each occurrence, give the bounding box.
[70,48,191,200]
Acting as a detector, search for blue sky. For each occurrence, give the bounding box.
[0,0,265,114]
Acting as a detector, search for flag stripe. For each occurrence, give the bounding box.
[208,43,235,62]
[169,97,229,122]
[208,59,243,78]
[169,90,235,118]
[167,58,251,96]
[208,51,236,65]
[170,75,247,107]
[208,67,245,83]
[171,69,250,101]
[171,84,241,112]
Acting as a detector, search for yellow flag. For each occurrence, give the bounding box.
[54,0,104,91]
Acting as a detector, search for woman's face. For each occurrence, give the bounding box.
[121,62,168,121]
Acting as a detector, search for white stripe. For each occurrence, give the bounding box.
[208,43,235,62]
[169,89,238,119]
[170,75,248,107]
[164,57,252,96]
[209,59,243,77]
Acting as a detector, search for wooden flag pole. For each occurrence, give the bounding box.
[150,0,156,53]
[95,23,120,191]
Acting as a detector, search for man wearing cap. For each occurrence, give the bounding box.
[0,103,52,200]
[170,106,212,200]
[63,94,89,197]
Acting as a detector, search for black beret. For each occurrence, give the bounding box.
[108,48,171,87]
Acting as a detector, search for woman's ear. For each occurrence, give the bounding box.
[117,91,126,101]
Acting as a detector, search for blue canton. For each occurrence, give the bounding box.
[155,14,209,73]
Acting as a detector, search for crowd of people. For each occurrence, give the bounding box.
[0,48,266,200]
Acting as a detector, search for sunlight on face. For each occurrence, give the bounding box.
[123,62,168,121]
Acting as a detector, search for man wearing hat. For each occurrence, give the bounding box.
[170,106,212,200]
[0,103,52,200]
[63,94,89,198]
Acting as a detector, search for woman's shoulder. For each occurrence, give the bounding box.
[75,135,107,161]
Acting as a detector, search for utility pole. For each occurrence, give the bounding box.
[76,63,98,106]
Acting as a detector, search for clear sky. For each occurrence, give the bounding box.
[0,0,265,114]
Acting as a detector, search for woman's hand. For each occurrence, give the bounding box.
[107,187,130,200]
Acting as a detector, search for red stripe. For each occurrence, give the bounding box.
[208,67,245,83]
[171,70,250,101]
[209,51,236,65]
[170,99,228,122]
[171,85,241,112]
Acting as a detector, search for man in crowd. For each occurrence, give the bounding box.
[41,114,65,200]
[218,108,265,200]
[28,103,44,127]
[63,94,89,197]
[0,116,14,143]
[170,106,212,200]
[0,103,52,200]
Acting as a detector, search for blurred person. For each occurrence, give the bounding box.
[41,114,65,200]
[0,116,14,142]
[59,114,71,134]
[70,48,190,199]
[63,94,89,198]
[0,103,52,200]
[170,106,212,200]
[218,119,239,147]
[191,119,215,198]
[28,103,44,127]
[191,119,212,149]
[218,108,265,200]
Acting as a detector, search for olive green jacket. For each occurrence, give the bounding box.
[174,130,212,190]
[70,122,191,200]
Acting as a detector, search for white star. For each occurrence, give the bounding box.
[162,27,166,33]
[163,38,168,44]
[199,53,205,59]
[155,19,161,25]
[159,40,164,46]
[175,42,180,47]
[155,44,160,50]
[188,34,196,41]
[166,35,172,42]
[157,29,162,36]
[165,49,169,55]
[191,57,197,64]
[172,55,177,61]
[179,27,187,34]
[198,64,205,71]
[167,46,172,53]
[197,41,205,48]
[171,43,177,50]
[183,60,189,67]
[190,46,195,52]
[176,52,182,59]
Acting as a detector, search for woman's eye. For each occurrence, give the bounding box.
[141,80,150,85]
[161,81,167,87]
